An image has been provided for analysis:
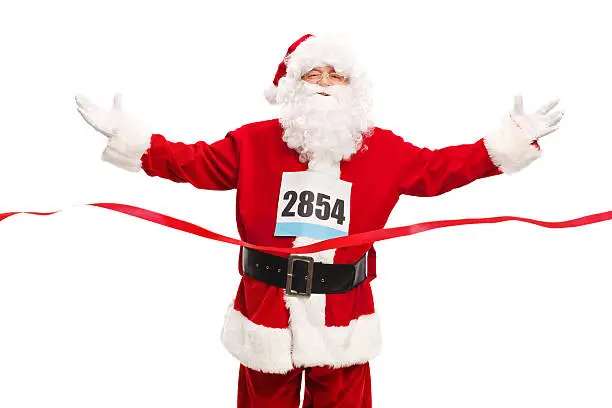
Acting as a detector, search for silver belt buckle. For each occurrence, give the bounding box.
[286,255,314,297]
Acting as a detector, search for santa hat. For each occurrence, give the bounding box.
[264,33,360,105]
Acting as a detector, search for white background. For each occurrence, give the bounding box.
[1,1,611,407]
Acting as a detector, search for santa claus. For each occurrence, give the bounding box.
[75,33,563,408]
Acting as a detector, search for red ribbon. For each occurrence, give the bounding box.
[1,203,610,254]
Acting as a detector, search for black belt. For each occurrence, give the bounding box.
[241,247,367,297]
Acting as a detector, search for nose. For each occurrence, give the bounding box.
[318,76,332,87]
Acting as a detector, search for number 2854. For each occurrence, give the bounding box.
[281,190,346,225]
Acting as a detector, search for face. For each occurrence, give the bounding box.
[280,64,371,165]
[301,66,348,96]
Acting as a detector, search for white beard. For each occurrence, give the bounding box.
[278,81,373,169]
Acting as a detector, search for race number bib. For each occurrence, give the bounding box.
[275,171,351,240]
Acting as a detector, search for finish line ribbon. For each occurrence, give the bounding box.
[1,203,611,254]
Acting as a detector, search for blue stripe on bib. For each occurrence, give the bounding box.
[274,222,348,240]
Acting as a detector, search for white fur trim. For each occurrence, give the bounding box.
[483,114,542,174]
[285,35,359,79]
[220,305,294,374]
[101,126,152,172]
[220,304,381,373]
[286,297,382,369]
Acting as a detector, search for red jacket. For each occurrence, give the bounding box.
[134,118,504,373]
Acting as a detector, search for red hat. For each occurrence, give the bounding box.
[273,34,314,88]
[264,33,357,105]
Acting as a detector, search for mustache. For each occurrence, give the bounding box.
[299,82,344,97]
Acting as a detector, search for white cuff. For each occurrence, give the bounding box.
[101,126,152,172]
[483,114,542,174]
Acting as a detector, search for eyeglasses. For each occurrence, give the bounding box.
[301,70,348,84]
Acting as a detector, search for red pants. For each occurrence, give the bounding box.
[237,363,372,407]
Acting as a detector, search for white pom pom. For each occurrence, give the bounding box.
[264,84,280,105]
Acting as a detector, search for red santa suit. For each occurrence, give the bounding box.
[97,34,543,406]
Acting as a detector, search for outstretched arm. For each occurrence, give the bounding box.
[138,134,238,190]
[75,93,239,190]
[397,138,502,197]
[398,96,563,197]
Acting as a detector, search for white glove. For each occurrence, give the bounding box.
[75,93,151,172]
[75,93,145,138]
[483,95,564,174]
[509,95,564,141]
